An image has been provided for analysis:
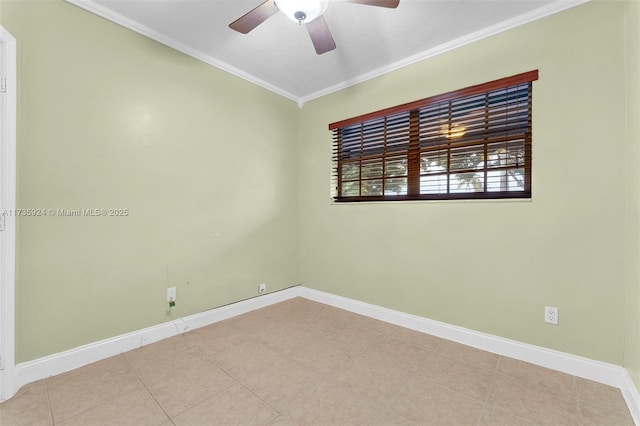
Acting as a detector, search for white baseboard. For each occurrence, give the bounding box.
[298,287,640,424]
[622,370,640,425]
[6,285,640,425]
[11,286,301,398]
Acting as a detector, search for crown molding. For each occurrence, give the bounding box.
[298,0,590,104]
[65,0,589,106]
[64,0,300,103]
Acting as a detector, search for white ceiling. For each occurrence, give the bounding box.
[65,0,586,104]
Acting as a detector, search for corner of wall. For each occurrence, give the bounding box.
[624,0,640,391]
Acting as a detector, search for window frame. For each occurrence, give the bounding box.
[330,70,538,202]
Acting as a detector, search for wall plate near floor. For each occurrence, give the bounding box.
[544,306,558,325]
[258,283,266,294]
[167,287,176,303]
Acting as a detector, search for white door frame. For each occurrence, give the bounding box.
[0,24,17,402]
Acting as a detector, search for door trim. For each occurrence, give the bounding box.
[0,24,17,402]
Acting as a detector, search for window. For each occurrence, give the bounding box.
[330,70,538,202]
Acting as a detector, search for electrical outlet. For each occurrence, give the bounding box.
[258,283,266,294]
[544,306,558,325]
[167,287,177,303]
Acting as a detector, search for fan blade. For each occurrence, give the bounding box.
[337,0,399,8]
[306,16,336,55]
[229,0,279,34]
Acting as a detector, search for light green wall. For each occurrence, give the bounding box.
[1,0,638,375]
[624,0,640,388]
[299,1,629,364]
[0,0,300,362]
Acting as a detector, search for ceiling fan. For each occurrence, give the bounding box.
[229,0,400,55]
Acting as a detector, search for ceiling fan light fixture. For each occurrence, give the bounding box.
[441,123,466,139]
[275,0,329,23]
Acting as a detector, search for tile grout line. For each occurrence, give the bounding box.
[277,318,397,422]
[575,376,584,426]
[153,353,238,420]
[360,332,427,424]
[20,300,633,425]
[184,329,286,424]
[224,368,285,425]
[373,378,413,425]
[44,378,56,426]
[475,354,502,426]
[198,313,391,424]
[223,329,313,422]
[122,353,174,423]
[276,305,501,424]
[204,354,275,407]
[46,356,157,425]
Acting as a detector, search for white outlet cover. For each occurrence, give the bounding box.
[258,283,266,294]
[544,306,558,325]
[167,287,177,302]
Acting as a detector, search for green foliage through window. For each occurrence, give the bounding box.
[330,71,537,202]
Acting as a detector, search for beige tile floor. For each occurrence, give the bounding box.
[0,297,635,425]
